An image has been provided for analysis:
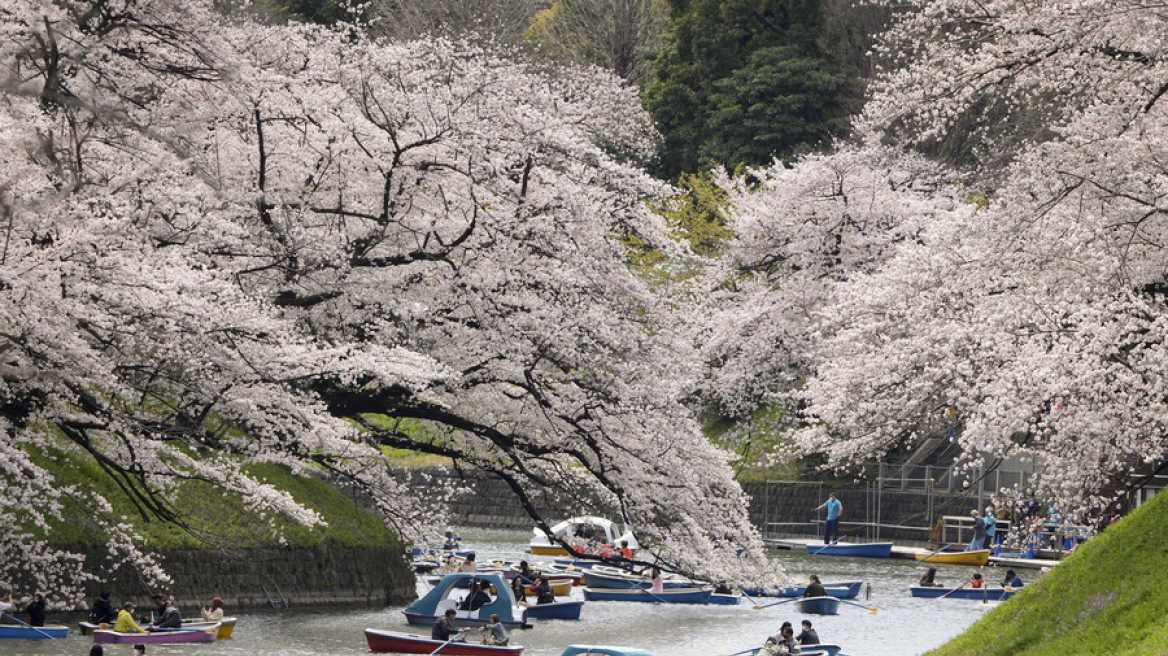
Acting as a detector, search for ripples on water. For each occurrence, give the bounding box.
[6,528,998,656]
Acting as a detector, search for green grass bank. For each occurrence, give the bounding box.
[927,488,1168,656]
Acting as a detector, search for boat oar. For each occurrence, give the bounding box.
[836,598,878,613]
[3,614,56,639]
[429,630,467,655]
[752,596,799,610]
[808,538,843,556]
[916,544,952,563]
[937,584,966,600]
[716,647,761,656]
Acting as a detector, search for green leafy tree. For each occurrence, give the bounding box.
[645,0,851,178]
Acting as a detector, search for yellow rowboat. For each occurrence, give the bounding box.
[521,578,574,597]
[915,549,990,566]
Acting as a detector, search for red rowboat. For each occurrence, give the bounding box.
[365,628,523,655]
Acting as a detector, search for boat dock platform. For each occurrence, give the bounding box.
[763,537,1060,570]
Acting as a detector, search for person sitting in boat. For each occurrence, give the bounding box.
[919,566,943,587]
[458,580,492,611]
[89,591,117,626]
[25,592,46,627]
[619,540,634,560]
[531,574,556,604]
[459,552,478,573]
[432,608,468,641]
[114,603,146,633]
[969,572,985,588]
[480,613,509,646]
[443,530,462,551]
[648,567,664,594]
[1001,569,1024,588]
[200,596,225,622]
[132,644,146,656]
[802,574,826,598]
[0,593,13,615]
[147,597,182,631]
[797,620,820,646]
[511,562,536,598]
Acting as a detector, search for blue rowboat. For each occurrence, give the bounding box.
[561,646,653,656]
[707,592,741,605]
[582,587,714,604]
[581,567,703,590]
[0,624,69,639]
[794,596,841,615]
[523,600,585,620]
[745,580,863,599]
[910,586,1016,601]
[805,542,893,558]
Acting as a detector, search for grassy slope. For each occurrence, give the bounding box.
[927,489,1168,656]
[33,436,395,551]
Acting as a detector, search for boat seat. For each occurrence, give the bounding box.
[436,599,457,613]
[455,609,480,620]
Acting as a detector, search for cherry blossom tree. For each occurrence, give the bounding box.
[713,0,1168,512]
[1,0,774,605]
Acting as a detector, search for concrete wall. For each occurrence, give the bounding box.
[77,542,417,612]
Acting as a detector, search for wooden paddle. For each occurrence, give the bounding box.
[752,596,800,610]
[916,544,953,563]
[937,584,966,599]
[808,538,843,556]
[429,630,468,655]
[3,613,56,639]
[836,598,879,613]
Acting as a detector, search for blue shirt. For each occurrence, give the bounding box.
[825,498,842,521]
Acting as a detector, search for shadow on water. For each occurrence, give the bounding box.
[5,529,997,656]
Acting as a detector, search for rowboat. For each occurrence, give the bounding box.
[794,596,841,615]
[582,587,714,604]
[530,517,638,556]
[364,628,523,655]
[910,586,1017,601]
[0,624,70,639]
[93,624,219,644]
[914,549,990,566]
[805,542,893,558]
[745,580,863,599]
[520,578,575,598]
[582,567,703,590]
[404,573,530,630]
[522,600,585,620]
[724,644,845,656]
[561,646,654,656]
[79,618,237,638]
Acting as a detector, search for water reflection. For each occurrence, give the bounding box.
[4,529,998,656]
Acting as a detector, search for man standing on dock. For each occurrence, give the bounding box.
[815,493,843,544]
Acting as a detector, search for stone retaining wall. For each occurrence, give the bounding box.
[76,542,416,612]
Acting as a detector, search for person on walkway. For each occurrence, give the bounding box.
[967,509,987,551]
[200,597,225,622]
[983,506,997,550]
[803,575,826,598]
[1001,569,1024,588]
[815,493,843,544]
[25,592,46,626]
[431,608,467,641]
[114,603,146,633]
[797,619,820,645]
[480,613,509,646]
[89,592,116,625]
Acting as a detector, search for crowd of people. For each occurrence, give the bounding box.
[86,591,227,633]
